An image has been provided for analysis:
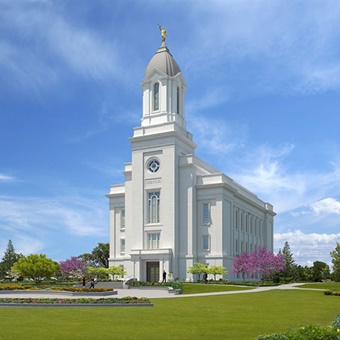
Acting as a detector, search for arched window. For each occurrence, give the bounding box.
[148,191,160,223]
[176,86,180,114]
[153,83,159,111]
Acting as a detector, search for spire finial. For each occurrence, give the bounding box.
[157,24,167,43]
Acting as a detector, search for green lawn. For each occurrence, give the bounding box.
[0,290,338,339]
[183,283,253,294]
[297,282,340,291]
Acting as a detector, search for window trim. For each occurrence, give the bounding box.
[202,202,211,225]
[176,86,180,114]
[202,235,210,252]
[147,158,160,174]
[147,191,161,224]
[120,209,125,230]
[153,82,160,111]
[147,232,160,250]
[120,238,125,254]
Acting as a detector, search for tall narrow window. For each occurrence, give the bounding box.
[148,233,160,249]
[148,191,160,223]
[203,203,210,225]
[153,83,159,111]
[176,86,180,114]
[121,209,125,229]
[120,239,125,254]
[202,235,209,251]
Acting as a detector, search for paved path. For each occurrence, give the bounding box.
[0,283,308,300]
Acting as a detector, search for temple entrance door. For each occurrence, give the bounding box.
[146,262,159,283]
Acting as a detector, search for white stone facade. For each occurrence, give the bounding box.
[107,42,275,282]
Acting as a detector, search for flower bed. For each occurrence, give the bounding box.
[0,285,36,291]
[324,290,340,296]
[0,296,152,307]
[129,281,183,290]
[51,287,113,293]
[0,285,113,293]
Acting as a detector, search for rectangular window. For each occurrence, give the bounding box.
[203,203,210,225]
[148,233,160,249]
[121,209,125,229]
[202,235,210,251]
[120,239,125,254]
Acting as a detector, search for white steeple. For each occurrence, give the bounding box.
[140,41,187,131]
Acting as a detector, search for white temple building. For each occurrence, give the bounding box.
[107,33,275,282]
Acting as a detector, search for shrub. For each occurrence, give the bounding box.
[128,281,183,290]
[324,290,340,296]
[285,325,340,340]
[333,314,340,332]
[51,287,113,292]
[0,284,36,290]
[255,317,340,340]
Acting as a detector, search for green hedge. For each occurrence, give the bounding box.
[255,315,340,339]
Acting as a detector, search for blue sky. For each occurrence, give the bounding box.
[1,0,340,268]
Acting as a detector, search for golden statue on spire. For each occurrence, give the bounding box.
[157,24,167,43]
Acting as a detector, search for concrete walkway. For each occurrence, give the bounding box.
[0,283,307,300]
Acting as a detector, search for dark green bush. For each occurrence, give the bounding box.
[255,316,340,339]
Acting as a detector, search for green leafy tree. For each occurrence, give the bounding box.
[311,261,330,282]
[208,265,228,281]
[107,266,125,278]
[188,262,208,281]
[330,242,340,282]
[92,242,109,268]
[78,242,110,268]
[11,254,59,283]
[87,266,126,280]
[0,240,23,279]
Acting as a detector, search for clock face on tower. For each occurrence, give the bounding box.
[147,158,160,173]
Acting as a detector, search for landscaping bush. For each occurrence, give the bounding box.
[255,318,340,340]
[323,290,340,296]
[285,325,340,340]
[51,287,113,292]
[128,281,183,290]
[0,284,36,290]
[333,314,340,332]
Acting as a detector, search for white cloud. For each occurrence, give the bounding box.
[188,115,247,156]
[184,1,340,95]
[310,198,340,215]
[48,19,120,81]
[0,1,122,93]
[275,230,340,267]
[0,195,107,238]
[0,173,16,182]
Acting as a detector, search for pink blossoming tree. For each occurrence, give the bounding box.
[232,247,285,281]
[59,256,88,283]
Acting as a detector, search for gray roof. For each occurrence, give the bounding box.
[144,43,181,77]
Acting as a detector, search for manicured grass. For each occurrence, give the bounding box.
[183,283,253,294]
[297,282,340,291]
[0,290,338,339]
